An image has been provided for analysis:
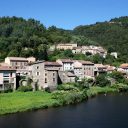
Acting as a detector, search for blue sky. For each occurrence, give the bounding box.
[0,0,128,29]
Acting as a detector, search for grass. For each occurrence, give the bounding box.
[0,91,57,115]
[0,85,126,115]
[87,86,118,97]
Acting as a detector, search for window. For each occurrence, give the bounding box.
[37,66,39,69]
[45,78,47,83]
[45,73,47,76]
[10,72,12,77]
[0,84,3,89]
[3,80,9,83]
[53,73,55,76]
[53,78,55,82]
[3,73,9,77]
[36,72,40,76]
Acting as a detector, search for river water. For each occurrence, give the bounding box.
[0,93,128,128]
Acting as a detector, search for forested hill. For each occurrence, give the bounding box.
[73,16,128,62]
[0,16,128,62]
[0,16,72,60]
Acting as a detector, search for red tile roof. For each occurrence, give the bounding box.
[120,64,128,68]
[77,60,94,65]
[0,66,16,71]
[59,59,74,63]
[44,61,62,66]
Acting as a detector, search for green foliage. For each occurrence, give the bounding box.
[8,49,19,57]
[109,71,128,84]
[52,90,87,105]
[0,16,128,63]
[57,83,79,91]
[17,85,33,92]
[111,83,128,92]
[95,74,111,87]
[73,16,128,62]
[0,91,56,115]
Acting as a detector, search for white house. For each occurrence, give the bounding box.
[0,66,16,91]
[56,59,74,71]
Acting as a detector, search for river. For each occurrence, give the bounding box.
[0,93,128,128]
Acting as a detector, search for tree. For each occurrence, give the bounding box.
[63,49,74,58]
[8,49,19,57]
[95,74,110,87]
[110,71,125,83]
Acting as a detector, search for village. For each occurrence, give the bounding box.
[0,43,127,92]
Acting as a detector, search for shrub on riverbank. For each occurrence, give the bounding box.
[111,83,128,92]
[52,90,88,105]
[17,85,33,92]
[87,86,118,97]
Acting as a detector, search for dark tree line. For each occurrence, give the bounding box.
[0,16,128,63]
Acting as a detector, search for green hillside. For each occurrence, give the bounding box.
[0,16,128,63]
[73,16,128,62]
[0,16,72,61]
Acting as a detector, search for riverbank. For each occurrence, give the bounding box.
[0,85,127,115]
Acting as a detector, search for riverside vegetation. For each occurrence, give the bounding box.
[0,71,128,115]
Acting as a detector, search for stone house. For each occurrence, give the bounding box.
[72,47,82,54]
[0,66,16,91]
[73,61,83,80]
[56,59,74,71]
[95,64,107,76]
[74,60,95,79]
[58,71,76,84]
[31,61,61,90]
[31,61,45,90]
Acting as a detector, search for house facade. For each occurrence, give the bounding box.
[56,43,77,50]
[0,66,16,91]
[56,59,74,71]
[5,57,28,75]
[79,60,95,79]
[31,61,61,90]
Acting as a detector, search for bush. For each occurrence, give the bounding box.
[44,87,51,93]
[17,85,33,92]
[52,90,87,105]
[57,84,78,91]
[0,89,13,93]
[95,74,111,87]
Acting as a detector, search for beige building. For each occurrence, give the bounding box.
[0,66,16,91]
[5,57,28,68]
[5,57,35,76]
[95,64,107,76]
[56,59,74,71]
[56,43,77,50]
[74,60,95,79]
[27,57,36,63]
[72,47,82,54]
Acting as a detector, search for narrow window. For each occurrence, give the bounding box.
[53,78,55,82]
[36,72,40,76]
[45,78,47,83]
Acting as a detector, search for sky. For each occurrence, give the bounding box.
[0,0,128,29]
